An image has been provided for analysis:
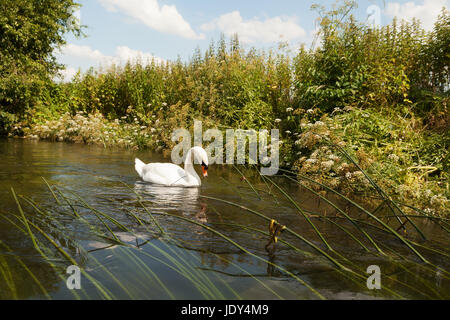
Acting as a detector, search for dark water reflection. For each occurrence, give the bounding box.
[0,138,448,299]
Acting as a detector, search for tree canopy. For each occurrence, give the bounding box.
[0,0,81,119]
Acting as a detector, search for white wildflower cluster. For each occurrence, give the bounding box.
[430,194,448,208]
[336,162,349,174]
[329,154,340,161]
[305,158,318,164]
[388,154,399,162]
[396,184,408,198]
[297,131,322,149]
[313,121,325,127]
[30,112,159,150]
[321,160,334,172]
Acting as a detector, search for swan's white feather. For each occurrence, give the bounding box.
[134,147,208,187]
[135,159,199,187]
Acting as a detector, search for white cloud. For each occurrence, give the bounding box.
[57,67,79,82]
[60,43,107,61]
[55,44,165,81]
[113,46,165,65]
[200,11,306,43]
[98,0,204,40]
[384,0,448,31]
[59,43,165,66]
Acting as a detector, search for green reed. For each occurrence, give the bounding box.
[0,171,448,300]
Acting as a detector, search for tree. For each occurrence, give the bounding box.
[0,0,82,132]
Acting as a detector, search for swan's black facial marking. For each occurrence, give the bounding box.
[201,161,208,177]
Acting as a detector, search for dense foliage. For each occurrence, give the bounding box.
[1,1,448,213]
[0,0,81,134]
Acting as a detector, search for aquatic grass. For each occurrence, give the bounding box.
[322,212,450,282]
[261,206,423,299]
[103,187,327,299]
[391,202,450,234]
[145,241,223,299]
[131,224,224,299]
[6,188,139,299]
[119,206,278,299]
[319,218,371,253]
[0,239,51,299]
[24,220,125,299]
[0,211,88,299]
[64,188,132,234]
[161,240,232,299]
[201,174,449,299]
[18,195,88,258]
[330,214,450,277]
[325,139,427,240]
[208,221,404,298]
[49,187,126,243]
[91,246,161,300]
[0,251,18,299]
[95,196,237,300]
[13,206,116,299]
[233,165,261,199]
[53,186,81,218]
[118,246,176,299]
[95,192,234,299]
[280,173,384,255]
[199,195,350,271]
[120,181,165,234]
[157,240,242,300]
[152,211,326,299]
[11,187,44,257]
[42,177,61,206]
[210,222,316,258]
[218,176,244,199]
[376,242,446,299]
[196,260,285,300]
[280,169,431,264]
[2,171,448,299]
[262,175,332,251]
[207,221,386,297]
[37,194,173,299]
[152,237,245,299]
[298,215,433,298]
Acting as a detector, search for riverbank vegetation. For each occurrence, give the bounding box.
[1,1,448,215]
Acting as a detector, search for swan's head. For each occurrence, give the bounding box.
[191,146,209,177]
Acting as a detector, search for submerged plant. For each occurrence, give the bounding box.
[0,172,448,300]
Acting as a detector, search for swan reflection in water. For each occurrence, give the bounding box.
[133,181,208,223]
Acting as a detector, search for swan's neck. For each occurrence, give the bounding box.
[184,149,201,185]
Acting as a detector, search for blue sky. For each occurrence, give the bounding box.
[56,0,449,80]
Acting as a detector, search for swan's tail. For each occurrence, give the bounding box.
[135,158,146,178]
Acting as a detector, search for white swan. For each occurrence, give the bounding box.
[134,146,209,187]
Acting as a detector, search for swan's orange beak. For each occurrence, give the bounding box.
[201,164,208,177]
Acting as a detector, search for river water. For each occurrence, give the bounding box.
[0,138,448,299]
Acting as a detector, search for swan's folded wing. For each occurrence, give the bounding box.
[141,163,187,186]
